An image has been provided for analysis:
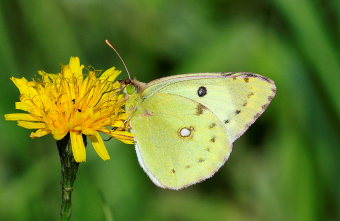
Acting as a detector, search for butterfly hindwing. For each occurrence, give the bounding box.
[131,93,232,189]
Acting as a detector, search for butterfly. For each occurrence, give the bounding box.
[124,72,276,190]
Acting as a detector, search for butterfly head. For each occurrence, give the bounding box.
[120,79,146,116]
[120,78,146,94]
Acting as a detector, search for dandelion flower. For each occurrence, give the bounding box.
[5,57,134,162]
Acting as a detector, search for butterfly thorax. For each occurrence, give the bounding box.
[125,79,148,117]
[125,92,141,115]
[131,79,146,91]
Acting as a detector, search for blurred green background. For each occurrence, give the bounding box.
[0,0,339,220]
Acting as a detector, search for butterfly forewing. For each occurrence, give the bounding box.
[142,73,276,142]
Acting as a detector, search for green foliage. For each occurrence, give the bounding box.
[0,0,339,220]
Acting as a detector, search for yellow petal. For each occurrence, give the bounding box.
[11,77,38,97]
[63,57,84,80]
[52,131,68,140]
[89,131,110,160]
[17,121,45,129]
[70,132,86,162]
[99,128,134,144]
[30,129,50,138]
[69,57,83,74]
[15,102,32,112]
[38,70,58,83]
[5,113,41,121]
[15,101,42,116]
[100,67,121,82]
[62,65,72,79]
[110,120,125,127]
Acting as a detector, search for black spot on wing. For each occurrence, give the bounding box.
[197,86,207,97]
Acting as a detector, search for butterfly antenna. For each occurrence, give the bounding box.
[105,39,132,80]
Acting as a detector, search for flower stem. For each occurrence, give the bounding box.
[57,134,86,221]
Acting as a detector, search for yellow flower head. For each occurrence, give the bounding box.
[5,57,134,162]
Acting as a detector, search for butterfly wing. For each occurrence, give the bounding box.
[142,72,276,142]
[131,92,232,189]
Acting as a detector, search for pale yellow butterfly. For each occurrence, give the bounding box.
[125,72,276,190]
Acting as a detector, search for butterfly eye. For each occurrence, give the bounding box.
[197,86,207,97]
[126,85,136,95]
